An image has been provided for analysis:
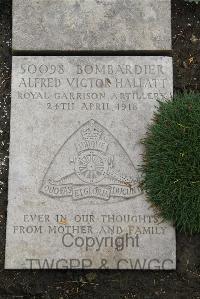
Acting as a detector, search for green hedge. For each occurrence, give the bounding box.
[141,92,200,234]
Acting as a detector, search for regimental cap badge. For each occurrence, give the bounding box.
[40,119,142,203]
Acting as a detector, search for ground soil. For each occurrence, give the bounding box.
[0,0,200,298]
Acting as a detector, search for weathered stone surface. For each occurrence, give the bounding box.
[5,56,175,269]
[12,0,171,51]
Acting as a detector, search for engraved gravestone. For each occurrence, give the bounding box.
[5,56,176,269]
[12,0,171,51]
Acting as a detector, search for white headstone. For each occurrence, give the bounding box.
[5,56,175,269]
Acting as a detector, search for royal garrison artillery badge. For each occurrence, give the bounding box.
[41,119,142,203]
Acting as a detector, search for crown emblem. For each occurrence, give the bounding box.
[76,120,108,153]
[81,119,102,141]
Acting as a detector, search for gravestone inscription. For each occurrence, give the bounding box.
[5,56,176,269]
[13,0,171,51]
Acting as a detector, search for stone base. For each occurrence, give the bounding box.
[12,0,171,51]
